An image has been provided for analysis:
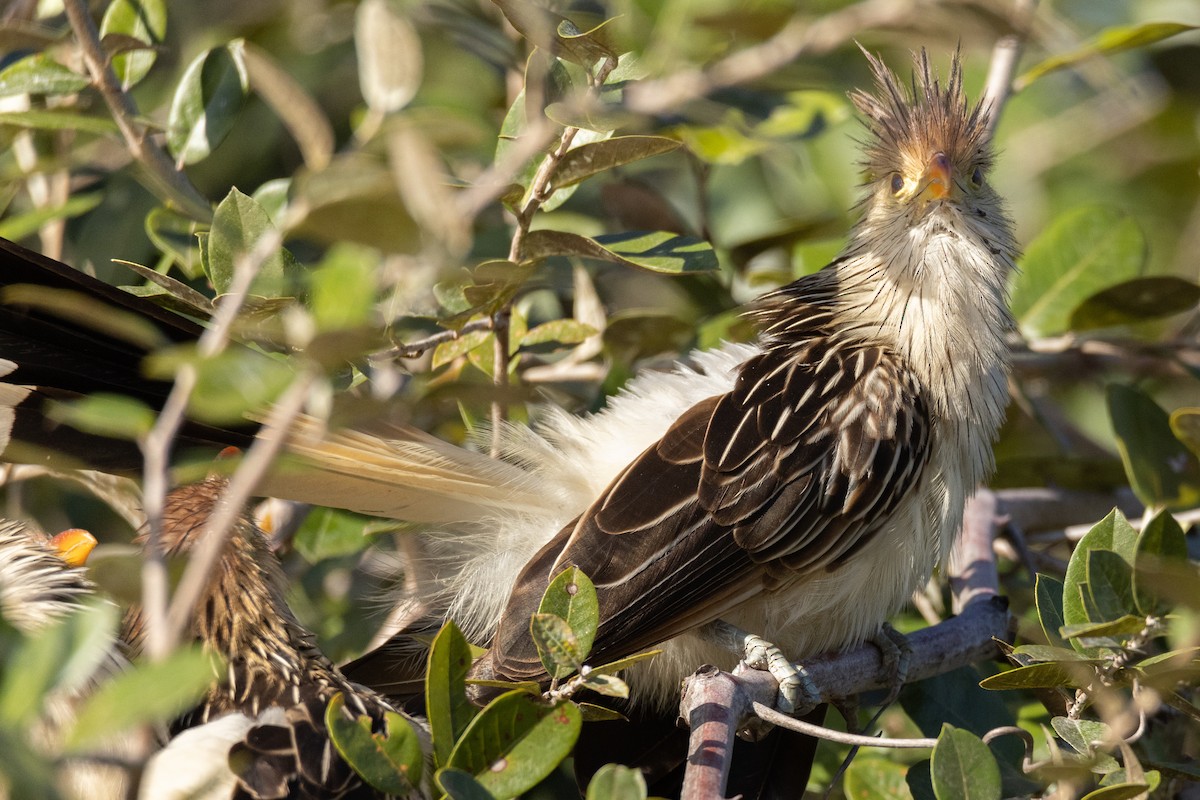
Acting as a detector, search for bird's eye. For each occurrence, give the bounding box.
[890,173,904,194]
[970,166,984,186]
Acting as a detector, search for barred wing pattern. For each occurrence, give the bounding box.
[487,284,931,683]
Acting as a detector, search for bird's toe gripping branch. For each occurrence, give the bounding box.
[872,622,913,706]
[705,619,821,715]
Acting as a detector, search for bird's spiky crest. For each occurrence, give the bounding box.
[850,47,992,180]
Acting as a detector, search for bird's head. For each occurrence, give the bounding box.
[849,47,1014,261]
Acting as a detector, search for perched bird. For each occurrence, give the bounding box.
[0,522,134,800]
[356,47,1018,714]
[124,477,426,799]
[0,523,97,630]
[0,48,1017,723]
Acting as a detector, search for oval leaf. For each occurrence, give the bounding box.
[586,763,648,800]
[550,136,682,192]
[1035,573,1068,649]
[1069,276,1200,331]
[979,662,1090,691]
[1063,509,1137,653]
[1010,207,1145,339]
[355,0,423,114]
[0,53,90,97]
[167,41,249,166]
[100,0,167,89]
[1133,511,1188,615]
[1020,22,1198,87]
[447,691,581,800]
[523,229,717,274]
[530,613,583,679]
[68,645,218,748]
[425,620,477,767]
[325,693,423,794]
[537,566,598,661]
[1169,408,1200,459]
[207,188,290,298]
[1107,384,1200,511]
[930,725,1000,800]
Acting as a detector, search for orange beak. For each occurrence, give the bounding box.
[49,528,98,567]
[921,152,953,200]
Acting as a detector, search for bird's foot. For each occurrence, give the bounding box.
[704,619,821,715]
[872,623,912,706]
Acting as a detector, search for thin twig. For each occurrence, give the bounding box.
[388,317,495,360]
[163,369,316,645]
[621,0,922,117]
[981,0,1039,137]
[138,224,289,660]
[487,54,619,455]
[61,0,211,222]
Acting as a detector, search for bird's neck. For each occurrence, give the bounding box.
[197,531,343,715]
[832,217,1016,423]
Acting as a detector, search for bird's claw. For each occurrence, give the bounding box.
[741,633,820,715]
[872,623,912,706]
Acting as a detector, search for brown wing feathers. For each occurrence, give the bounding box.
[485,283,931,685]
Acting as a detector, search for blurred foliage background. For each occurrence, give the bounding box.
[1,0,1200,796]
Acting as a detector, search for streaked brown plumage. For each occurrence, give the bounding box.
[445,49,1018,706]
[123,478,424,799]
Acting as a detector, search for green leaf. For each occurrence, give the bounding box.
[294,508,374,562]
[425,621,478,767]
[1069,277,1200,331]
[1064,510,1138,650]
[432,331,492,369]
[1170,408,1200,459]
[1061,615,1146,640]
[145,345,293,425]
[1133,511,1188,615]
[326,693,423,794]
[1009,207,1145,339]
[0,109,117,135]
[843,757,913,800]
[1051,717,1110,756]
[447,691,581,799]
[492,0,616,66]
[100,0,167,89]
[291,152,420,252]
[207,187,292,298]
[309,244,379,332]
[979,662,1090,691]
[550,136,681,192]
[145,206,204,279]
[1085,549,1136,622]
[0,53,90,97]
[46,393,156,440]
[167,40,249,166]
[355,0,422,114]
[0,279,163,349]
[1080,784,1152,800]
[0,600,118,724]
[0,193,103,241]
[1020,22,1198,87]
[69,645,217,748]
[520,319,597,348]
[1010,644,1099,663]
[113,258,213,317]
[930,725,1000,800]
[588,649,661,677]
[1107,384,1200,511]
[437,767,494,800]
[586,763,648,800]
[579,672,629,699]
[530,613,583,680]
[537,567,598,661]
[1035,574,1069,649]
[523,230,718,274]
